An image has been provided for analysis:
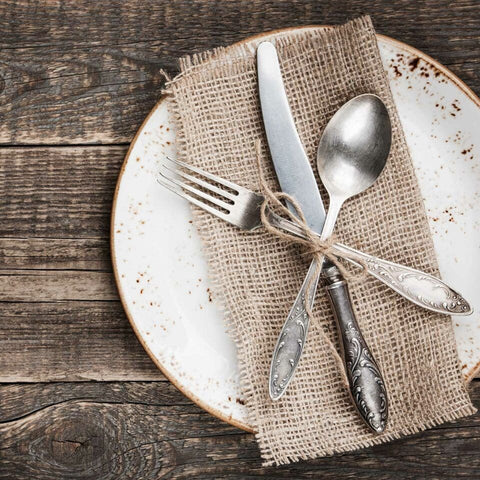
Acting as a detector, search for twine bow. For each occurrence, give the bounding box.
[255,140,368,387]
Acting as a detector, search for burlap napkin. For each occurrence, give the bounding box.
[165,16,475,465]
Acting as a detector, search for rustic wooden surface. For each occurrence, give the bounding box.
[0,0,479,478]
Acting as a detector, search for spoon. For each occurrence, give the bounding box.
[317,93,391,432]
[268,92,391,431]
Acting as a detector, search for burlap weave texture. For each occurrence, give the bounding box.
[166,16,475,465]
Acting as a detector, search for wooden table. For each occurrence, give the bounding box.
[1,1,479,478]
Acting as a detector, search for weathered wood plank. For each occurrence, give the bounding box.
[0,145,165,381]
[0,380,478,479]
[0,238,110,270]
[0,270,117,301]
[0,301,163,381]
[0,382,182,423]
[0,146,125,238]
[0,0,478,145]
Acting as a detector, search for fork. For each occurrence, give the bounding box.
[157,157,471,316]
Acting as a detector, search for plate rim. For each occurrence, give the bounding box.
[111,26,480,433]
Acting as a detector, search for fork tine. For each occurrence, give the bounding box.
[161,162,237,201]
[159,167,233,212]
[156,175,233,225]
[166,156,243,193]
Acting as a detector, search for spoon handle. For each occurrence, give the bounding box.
[269,203,342,401]
[323,264,388,433]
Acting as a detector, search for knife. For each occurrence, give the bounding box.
[256,39,331,394]
[257,42,388,432]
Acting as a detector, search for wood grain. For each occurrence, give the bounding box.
[0,270,117,301]
[0,380,478,479]
[0,301,162,381]
[0,146,124,238]
[0,237,110,270]
[0,145,168,381]
[0,0,478,145]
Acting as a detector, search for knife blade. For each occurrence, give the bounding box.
[257,41,326,232]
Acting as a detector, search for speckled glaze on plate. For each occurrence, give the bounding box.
[111,27,480,433]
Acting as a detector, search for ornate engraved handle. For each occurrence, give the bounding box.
[323,264,388,433]
[269,258,321,400]
[332,243,471,316]
[267,212,472,316]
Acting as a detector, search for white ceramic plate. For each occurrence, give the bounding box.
[112,28,480,432]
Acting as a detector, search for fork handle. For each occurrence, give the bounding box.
[331,243,471,315]
[323,264,388,433]
[268,212,471,316]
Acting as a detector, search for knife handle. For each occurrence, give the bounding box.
[269,258,321,400]
[323,264,388,433]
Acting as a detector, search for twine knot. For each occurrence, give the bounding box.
[254,140,368,283]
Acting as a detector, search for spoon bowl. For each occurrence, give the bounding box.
[316,94,392,240]
[317,94,392,201]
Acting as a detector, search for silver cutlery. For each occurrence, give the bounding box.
[156,158,472,317]
[157,156,471,432]
[157,158,473,315]
[311,93,391,432]
[256,41,390,430]
[256,41,335,403]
